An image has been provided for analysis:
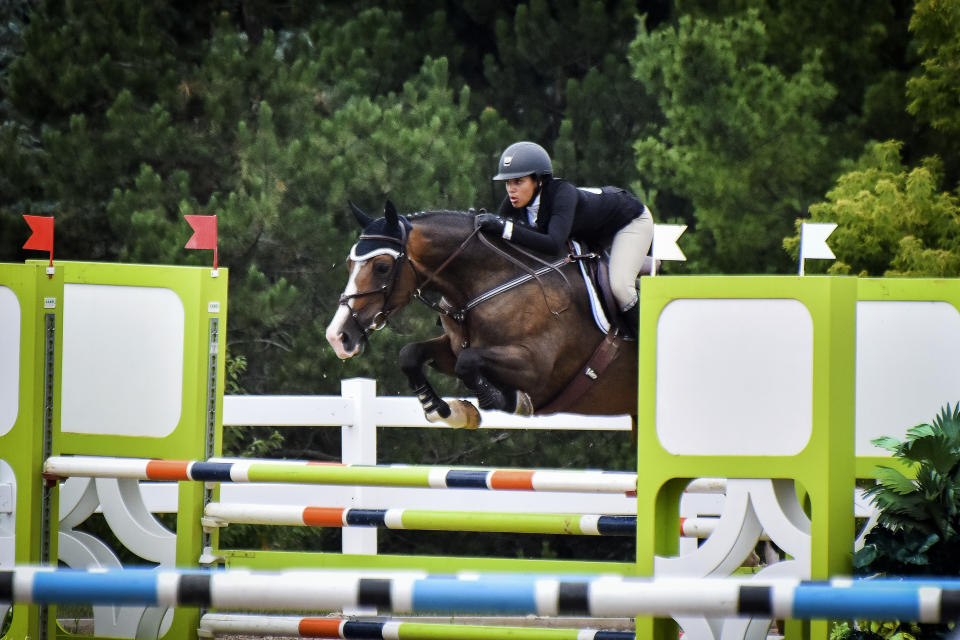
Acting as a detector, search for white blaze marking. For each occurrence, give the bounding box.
[325,260,365,359]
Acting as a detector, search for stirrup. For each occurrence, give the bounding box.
[514,391,534,416]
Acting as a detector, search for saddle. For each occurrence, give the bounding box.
[569,241,657,341]
[538,243,655,414]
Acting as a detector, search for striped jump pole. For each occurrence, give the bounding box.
[198,613,634,640]
[42,456,638,494]
[203,503,732,540]
[7,568,960,622]
[202,503,636,536]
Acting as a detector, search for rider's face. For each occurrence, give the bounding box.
[505,175,538,208]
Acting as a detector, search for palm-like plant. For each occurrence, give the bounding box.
[865,404,960,544]
[847,405,960,640]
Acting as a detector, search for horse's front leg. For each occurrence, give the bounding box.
[399,335,480,429]
[454,346,537,416]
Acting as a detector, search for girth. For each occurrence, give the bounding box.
[537,330,623,414]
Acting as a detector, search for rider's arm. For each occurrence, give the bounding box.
[505,181,577,255]
[496,196,514,218]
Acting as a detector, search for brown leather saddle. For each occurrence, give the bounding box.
[574,244,657,341]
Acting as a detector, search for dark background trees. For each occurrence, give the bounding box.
[1,0,958,468]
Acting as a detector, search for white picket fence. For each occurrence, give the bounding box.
[138,378,637,555]
[78,377,875,556]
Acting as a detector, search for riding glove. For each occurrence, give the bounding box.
[476,213,506,234]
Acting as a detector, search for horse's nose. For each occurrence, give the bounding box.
[325,323,359,360]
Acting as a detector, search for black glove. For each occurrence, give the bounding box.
[476,213,506,235]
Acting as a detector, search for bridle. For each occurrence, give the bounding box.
[338,215,578,341]
[336,219,482,339]
[337,222,413,340]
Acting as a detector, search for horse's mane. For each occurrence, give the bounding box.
[406,207,570,279]
[405,209,478,237]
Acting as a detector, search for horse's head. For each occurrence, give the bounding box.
[325,200,419,359]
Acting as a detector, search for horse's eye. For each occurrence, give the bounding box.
[373,261,392,276]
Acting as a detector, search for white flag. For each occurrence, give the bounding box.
[800,222,837,260]
[652,224,687,262]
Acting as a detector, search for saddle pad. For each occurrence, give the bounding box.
[571,241,612,335]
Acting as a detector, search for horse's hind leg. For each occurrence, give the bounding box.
[454,347,534,415]
[399,336,480,428]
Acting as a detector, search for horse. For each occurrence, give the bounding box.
[325,201,638,429]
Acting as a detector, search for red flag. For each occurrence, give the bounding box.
[184,214,218,269]
[23,215,54,253]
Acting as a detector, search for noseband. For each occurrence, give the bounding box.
[337,223,414,339]
[337,220,482,339]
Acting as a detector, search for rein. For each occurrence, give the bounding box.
[458,254,573,318]
[418,221,578,325]
[475,230,573,317]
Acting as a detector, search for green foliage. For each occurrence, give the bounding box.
[1,0,959,567]
[907,0,960,136]
[629,9,836,273]
[784,141,960,277]
[555,50,659,189]
[849,405,960,639]
[678,0,915,152]
[861,405,960,544]
[831,620,919,640]
[483,0,644,143]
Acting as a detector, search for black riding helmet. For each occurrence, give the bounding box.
[492,141,552,181]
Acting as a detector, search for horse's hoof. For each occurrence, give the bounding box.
[447,399,481,429]
[514,391,534,416]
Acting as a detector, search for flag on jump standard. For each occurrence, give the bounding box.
[798,222,837,276]
[650,224,687,276]
[22,214,55,276]
[184,214,219,272]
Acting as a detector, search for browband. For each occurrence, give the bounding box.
[349,245,400,261]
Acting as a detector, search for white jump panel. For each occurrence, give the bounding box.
[0,286,19,437]
[61,284,185,437]
[0,460,14,569]
[655,298,814,456]
[0,461,11,627]
[856,300,960,456]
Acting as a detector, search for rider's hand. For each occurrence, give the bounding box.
[476,213,506,234]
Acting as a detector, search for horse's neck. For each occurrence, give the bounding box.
[410,219,515,302]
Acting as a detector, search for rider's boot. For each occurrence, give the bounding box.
[623,300,639,339]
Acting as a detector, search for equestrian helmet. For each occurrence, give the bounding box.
[492,141,552,180]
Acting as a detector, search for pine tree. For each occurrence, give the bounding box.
[629,9,836,273]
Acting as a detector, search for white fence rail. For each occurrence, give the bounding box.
[135,378,636,555]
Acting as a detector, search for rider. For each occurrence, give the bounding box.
[476,141,653,335]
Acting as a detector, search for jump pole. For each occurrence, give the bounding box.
[6,568,960,623]
[42,456,638,494]
[203,503,636,536]
[198,613,635,640]
[202,503,732,542]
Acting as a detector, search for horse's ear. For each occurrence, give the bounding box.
[384,200,399,229]
[349,200,373,228]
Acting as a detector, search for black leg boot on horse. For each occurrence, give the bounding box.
[454,348,534,417]
[399,339,481,429]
